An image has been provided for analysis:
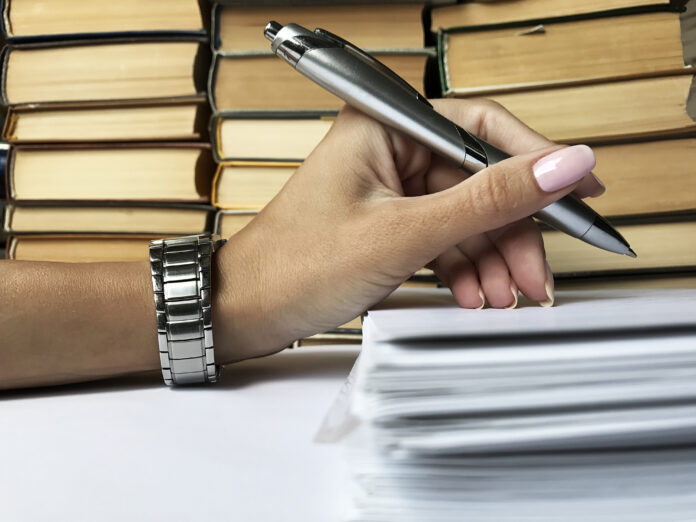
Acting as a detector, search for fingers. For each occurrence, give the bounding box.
[487,219,551,305]
[573,172,606,199]
[406,145,597,254]
[428,99,607,198]
[456,235,517,309]
[431,98,553,155]
[432,247,485,309]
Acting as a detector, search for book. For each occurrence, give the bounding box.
[1,0,208,42]
[212,161,299,209]
[430,0,682,32]
[6,144,214,203]
[477,74,696,143]
[438,11,691,96]
[212,3,425,53]
[324,287,696,520]
[2,39,210,105]
[213,209,258,237]
[2,97,210,143]
[589,137,696,216]
[544,215,696,276]
[210,52,432,111]
[211,111,335,162]
[3,203,213,235]
[6,235,157,262]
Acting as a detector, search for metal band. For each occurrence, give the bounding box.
[149,234,226,385]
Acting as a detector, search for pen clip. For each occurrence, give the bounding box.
[313,27,433,108]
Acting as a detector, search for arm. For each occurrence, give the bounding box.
[0,99,604,390]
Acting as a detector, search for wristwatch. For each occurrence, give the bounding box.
[149,234,226,385]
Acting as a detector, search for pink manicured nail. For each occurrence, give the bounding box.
[533,145,596,193]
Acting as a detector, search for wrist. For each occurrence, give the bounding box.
[211,235,295,364]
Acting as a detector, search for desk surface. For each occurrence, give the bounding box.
[0,345,358,522]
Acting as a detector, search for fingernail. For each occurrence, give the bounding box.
[592,172,605,191]
[533,145,596,193]
[476,288,485,310]
[505,282,518,309]
[539,261,555,307]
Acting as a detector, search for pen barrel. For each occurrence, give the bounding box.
[298,48,472,166]
[298,47,596,242]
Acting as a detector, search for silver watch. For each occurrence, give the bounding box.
[149,234,226,385]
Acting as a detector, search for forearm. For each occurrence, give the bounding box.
[0,260,160,389]
[0,242,295,390]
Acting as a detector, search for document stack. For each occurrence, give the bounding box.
[331,288,696,521]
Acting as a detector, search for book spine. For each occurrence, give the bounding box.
[0,44,10,106]
[436,30,450,97]
[208,53,220,112]
[211,3,223,52]
[0,0,9,40]
[4,145,14,200]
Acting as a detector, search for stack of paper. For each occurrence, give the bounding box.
[329,289,696,521]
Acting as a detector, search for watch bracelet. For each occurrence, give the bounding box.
[149,234,225,385]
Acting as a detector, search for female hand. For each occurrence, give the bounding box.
[213,98,604,362]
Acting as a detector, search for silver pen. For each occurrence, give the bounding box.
[264,21,636,257]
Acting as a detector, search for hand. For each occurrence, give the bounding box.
[212,99,604,362]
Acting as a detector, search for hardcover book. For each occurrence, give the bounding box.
[211,111,335,162]
[6,143,215,203]
[1,38,210,105]
[3,97,210,143]
[0,0,209,42]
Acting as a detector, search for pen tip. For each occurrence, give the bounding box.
[626,248,637,258]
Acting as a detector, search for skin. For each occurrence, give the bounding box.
[0,99,604,390]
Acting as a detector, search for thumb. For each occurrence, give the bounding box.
[412,144,597,250]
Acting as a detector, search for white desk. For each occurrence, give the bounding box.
[0,345,359,522]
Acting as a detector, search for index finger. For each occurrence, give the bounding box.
[431,98,554,155]
[430,98,605,198]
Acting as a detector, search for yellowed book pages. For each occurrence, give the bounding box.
[217,116,334,161]
[217,4,424,52]
[5,205,210,235]
[544,220,696,275]
[4,102,206,143]
[5,42,202,104]
[8,236,155,262]
[477,75,696,143]
[212,161,300,209]
[431,0,670,31]
[6,0,203,37]
[443,12,690,96]
[591,138,696,216]
[215,210,258,238]
[10,147,213,202]
[213,53,429,111]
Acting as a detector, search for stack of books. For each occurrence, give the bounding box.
[431,0,696,290]
[0,0,215,262]
[207,1,442,345]
[323,287,696,520]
